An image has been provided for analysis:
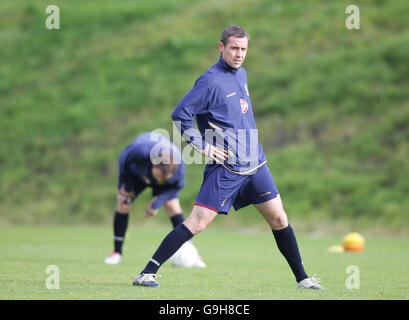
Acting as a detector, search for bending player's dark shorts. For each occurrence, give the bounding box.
[118,179,179,200]
[194,163,279,214]
[117,176,180,209]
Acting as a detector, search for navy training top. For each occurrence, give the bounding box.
[171,55,266,174]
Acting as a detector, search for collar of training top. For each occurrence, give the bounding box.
[218,55,239,73]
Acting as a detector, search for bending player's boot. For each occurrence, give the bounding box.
[104,252,122,265]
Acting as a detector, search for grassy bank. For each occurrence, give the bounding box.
[1,0,408,234]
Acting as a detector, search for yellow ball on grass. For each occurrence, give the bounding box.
[343,232,365,252]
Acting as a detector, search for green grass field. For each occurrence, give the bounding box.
[1,224,407,300]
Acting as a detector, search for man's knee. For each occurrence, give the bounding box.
[271,213,288,230]
[116,191,133,213]
[116,202,131,214]
[116,196,131,213]
[255,196,289,230]
[164,199,182,216]
[186,220,208,235]
[261,208,288,230]
[184,207,216,235]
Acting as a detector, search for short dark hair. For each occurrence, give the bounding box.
[220,25,250,46]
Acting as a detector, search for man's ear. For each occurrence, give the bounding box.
[218,41,225,53]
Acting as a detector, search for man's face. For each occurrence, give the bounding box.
[218,36,248,69]
[152,166,173,185]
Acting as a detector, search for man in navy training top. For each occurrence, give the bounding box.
[132,26,324,289]
[104,131,205,268]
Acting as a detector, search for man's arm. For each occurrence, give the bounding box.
[171,76,208,150]
[171,76,228,163]
[144,190,179,217]
[144,197,160,217]
[152,189,179,210]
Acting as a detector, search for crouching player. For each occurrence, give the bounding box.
[104,131,206,268]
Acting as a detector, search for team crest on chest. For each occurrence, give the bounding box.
[240,99,249,113]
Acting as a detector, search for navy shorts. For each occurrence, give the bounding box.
[117,179,179,203]
[194,163,279,214]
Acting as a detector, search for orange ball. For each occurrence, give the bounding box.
[343,232,365,252]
